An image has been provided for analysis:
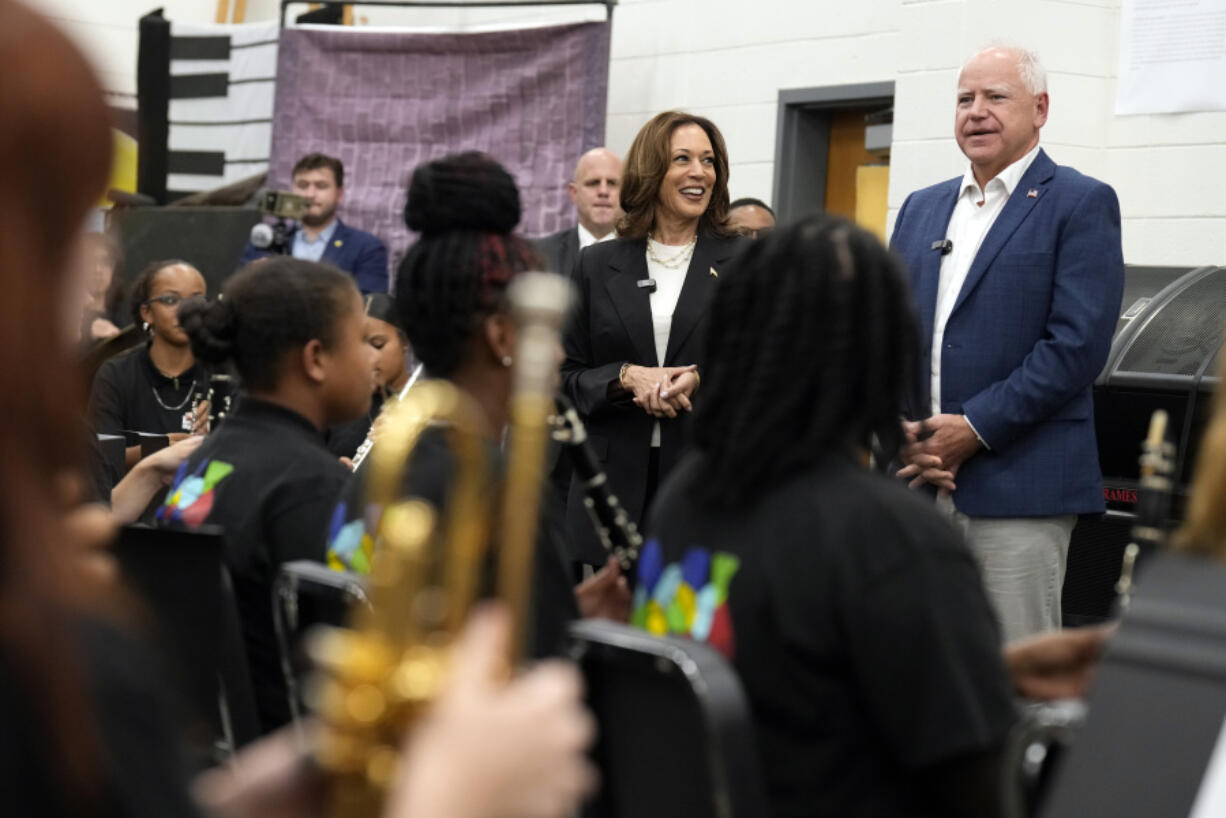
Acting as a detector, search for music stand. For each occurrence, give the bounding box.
[1042,551,1226,818]
[272,560,371,727]
[113,524,261,765]
[569,620,766,818]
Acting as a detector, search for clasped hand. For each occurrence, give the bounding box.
[895,414,983,493]
[622,364,699,419]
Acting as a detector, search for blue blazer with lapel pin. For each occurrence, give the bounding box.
[238,219,389,294]
[890,148,1124,518]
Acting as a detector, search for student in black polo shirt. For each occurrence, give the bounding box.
[634,215,1017,818]
[89,259,209,470]
[158,257,373,733]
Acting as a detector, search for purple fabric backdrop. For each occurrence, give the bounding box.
[269,22,610,281]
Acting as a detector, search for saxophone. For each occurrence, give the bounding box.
[306,272,572,817]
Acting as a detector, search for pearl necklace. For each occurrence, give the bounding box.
[646,234,697,270]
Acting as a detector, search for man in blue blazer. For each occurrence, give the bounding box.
[890,45,1124,641]
[237,153,389,294]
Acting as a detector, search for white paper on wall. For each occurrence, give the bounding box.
[1116,0,1226,115]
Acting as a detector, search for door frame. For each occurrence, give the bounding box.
[771,81,894,225]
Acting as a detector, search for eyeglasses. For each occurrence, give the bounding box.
[143,293,192,308]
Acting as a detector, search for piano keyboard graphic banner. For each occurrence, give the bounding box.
[268,21,611,275]
[139,14,278,202]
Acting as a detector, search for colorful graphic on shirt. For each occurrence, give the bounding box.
[325,500,382,574]
[158,459,234,528]
[632,538,739,659]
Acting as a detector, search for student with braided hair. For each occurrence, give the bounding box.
[326,151,629,658]
[634,215,1018,818]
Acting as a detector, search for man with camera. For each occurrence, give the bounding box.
[239,153,389,294]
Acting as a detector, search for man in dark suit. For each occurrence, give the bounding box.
[890,45,1124,641]
[535,147,621,277]
[237,153,388,294]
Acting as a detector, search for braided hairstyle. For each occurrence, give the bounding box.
[177,257,358,391]
[689,214,919,508]
[395,151,542,377]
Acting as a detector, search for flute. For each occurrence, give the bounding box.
[349,362,424,471]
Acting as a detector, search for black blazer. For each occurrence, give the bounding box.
[534,226,581,279]
[560,231,743,564]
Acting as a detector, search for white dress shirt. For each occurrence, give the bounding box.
[291,219,339,262]
[930,144,1042,437]
[577,223,616,250]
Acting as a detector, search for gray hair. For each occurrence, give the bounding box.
[960,44,1047,95]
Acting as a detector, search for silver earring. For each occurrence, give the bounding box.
[142,321,150,332]
[501,355,513,367]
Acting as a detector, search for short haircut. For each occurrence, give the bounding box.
[292,152,344,188]
[729,197,775,217]
[960,44,1047,95]
[616,111,734,240]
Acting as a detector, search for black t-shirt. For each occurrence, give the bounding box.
[156,397,349,733]
[637,453,1016,818]
[326,425,579,659]
[90,345,207,436]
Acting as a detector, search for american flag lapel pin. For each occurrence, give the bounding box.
[1026,189,1039,199]
[710,266,718,278]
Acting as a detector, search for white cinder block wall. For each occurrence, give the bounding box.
[32,0,1226,266]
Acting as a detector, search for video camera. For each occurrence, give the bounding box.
[249,190,308,255]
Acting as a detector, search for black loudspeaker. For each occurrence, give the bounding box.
[112,206,261,298]
[1063,265,1224,625]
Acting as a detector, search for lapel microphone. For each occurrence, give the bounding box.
[637,278,658,293]
[930,239,954,255]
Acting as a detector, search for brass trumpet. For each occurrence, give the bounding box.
[306,272,572,818]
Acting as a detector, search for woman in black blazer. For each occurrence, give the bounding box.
[561,111,744,568]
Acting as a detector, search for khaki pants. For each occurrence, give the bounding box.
[937,495,1075,643]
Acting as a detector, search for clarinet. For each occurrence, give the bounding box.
[1115,409,1176,612]
[350,362,424,471]
[551,395,642,572]
[204,372,236,432]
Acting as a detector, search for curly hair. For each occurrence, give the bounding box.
[688,214,919,508]
[394,151,542,377]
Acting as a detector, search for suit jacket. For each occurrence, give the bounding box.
[890,149,1124,518]
[237,219,389,294]
[534,226,581,279]
[561,231,743,564]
